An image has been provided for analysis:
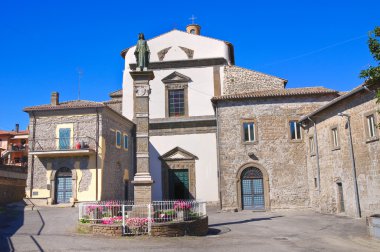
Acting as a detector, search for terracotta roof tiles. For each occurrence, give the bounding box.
[24,100,105,112]
[211,87,338,102]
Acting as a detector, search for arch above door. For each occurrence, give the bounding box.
[236,162,270,211]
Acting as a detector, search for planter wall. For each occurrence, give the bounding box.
[367,214,380,240]
[150,216,208,237]
[78,223,123,237]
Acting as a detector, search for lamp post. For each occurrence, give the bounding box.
[338,112,361,218]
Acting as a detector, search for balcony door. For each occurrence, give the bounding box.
[59,128,71,150]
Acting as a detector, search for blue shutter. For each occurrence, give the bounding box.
[59,128,71,150]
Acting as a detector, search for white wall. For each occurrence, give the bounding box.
[149,133,219,202]
[122,30,229,120]
[124,30,230,64]
[123,67,217,119]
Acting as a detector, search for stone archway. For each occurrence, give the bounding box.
[236,162,270,211]
[50,167,77,204]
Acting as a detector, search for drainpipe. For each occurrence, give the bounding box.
[215,104,223,210]
[338,113,361,218]
[95,109,99,201]
[30,112,37,198]
[307,117,321,193]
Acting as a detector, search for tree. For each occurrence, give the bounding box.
[360,26,380,127]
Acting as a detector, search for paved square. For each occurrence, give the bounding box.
[0,205,379,251]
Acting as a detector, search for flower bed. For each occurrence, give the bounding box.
[78,200,207,236]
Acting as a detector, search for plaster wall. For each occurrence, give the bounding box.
[123,66,222,119]
[149,133,218,202]
[123,30,230,64]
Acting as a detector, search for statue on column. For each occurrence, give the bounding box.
[134,33,150,71]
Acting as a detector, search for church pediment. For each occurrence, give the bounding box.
[159,147,198,161]
[161,71,192,84]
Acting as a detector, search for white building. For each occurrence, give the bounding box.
[120,25,234,203]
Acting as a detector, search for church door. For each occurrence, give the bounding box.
[241,167,265,210]
[56,167,72,203]
[169,169,190,199]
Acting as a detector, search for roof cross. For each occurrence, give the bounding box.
[189,15,197,24]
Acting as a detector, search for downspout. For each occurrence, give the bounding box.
[339,114,361,218]
[30,112,37,198]
[215,103,222,210]
[307,117,321,193]
[95,108,99,201]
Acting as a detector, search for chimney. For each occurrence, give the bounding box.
[51,92,59,106]
[15,124,19,133]
[186,24,201,35]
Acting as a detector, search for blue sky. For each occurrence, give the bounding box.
[0,0,378,130]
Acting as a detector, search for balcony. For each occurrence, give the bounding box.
[29,137,96,157]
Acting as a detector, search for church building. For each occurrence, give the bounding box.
[119,23,380,217]
[24,22,379,219]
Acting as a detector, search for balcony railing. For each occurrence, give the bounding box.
[29,137,96,152]
[8,144,28,152]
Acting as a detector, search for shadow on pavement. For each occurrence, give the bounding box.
[0,202,25,252]
[209,215,283,228]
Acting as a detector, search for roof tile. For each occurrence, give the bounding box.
[212,87,338,102]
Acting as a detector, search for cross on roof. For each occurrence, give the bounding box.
[189,15,197,24]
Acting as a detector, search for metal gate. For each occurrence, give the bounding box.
[241,168,264,210]
[56,167,72,203]
[169,169,189,199]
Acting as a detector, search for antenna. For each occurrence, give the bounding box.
[189,15,197,24]
[76,67,83,100]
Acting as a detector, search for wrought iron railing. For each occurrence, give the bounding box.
[78,200,207,235]
[29,137,96,152]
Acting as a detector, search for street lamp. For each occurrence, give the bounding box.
[338,112,361,218]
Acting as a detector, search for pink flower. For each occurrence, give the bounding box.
[174,201,192,211]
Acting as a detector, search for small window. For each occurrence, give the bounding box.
[309,136,315,154]
[367,114,376,138]
[123,134,128,150]
[243,122,255,142]
[290,121,302,140]
[331,127,340,148]
[116,131,121,148]
[314,178,318,188]
[190,29,195,34]
[168,89,185,117]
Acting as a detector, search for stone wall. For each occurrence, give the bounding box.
[26,109,101,203]
[101,108,134,201]
[27,109,100,197]
[216,95,336,211]
[150,216,208,237]
[78,223,123,237]
[223,66,286,95]
[305,89,380,218]
[0,165,27,204]
[26,106,135,202]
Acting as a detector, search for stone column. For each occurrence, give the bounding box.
[130,71,155,205]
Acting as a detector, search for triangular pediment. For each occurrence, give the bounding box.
[161,71,192,84]
[159,147,198,161]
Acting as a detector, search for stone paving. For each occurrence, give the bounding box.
[0,204,379,251]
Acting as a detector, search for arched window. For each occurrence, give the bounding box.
[241,167,263,179]
[241,167,264,210]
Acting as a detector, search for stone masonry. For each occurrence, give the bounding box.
[223,65,287,95]
[25,99,134,204]
[130,71,155,204]
[216,94,337,211]
[303,86,380,218]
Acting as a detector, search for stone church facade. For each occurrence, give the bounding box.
[24,23,380,219]
[117,24,379,218]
